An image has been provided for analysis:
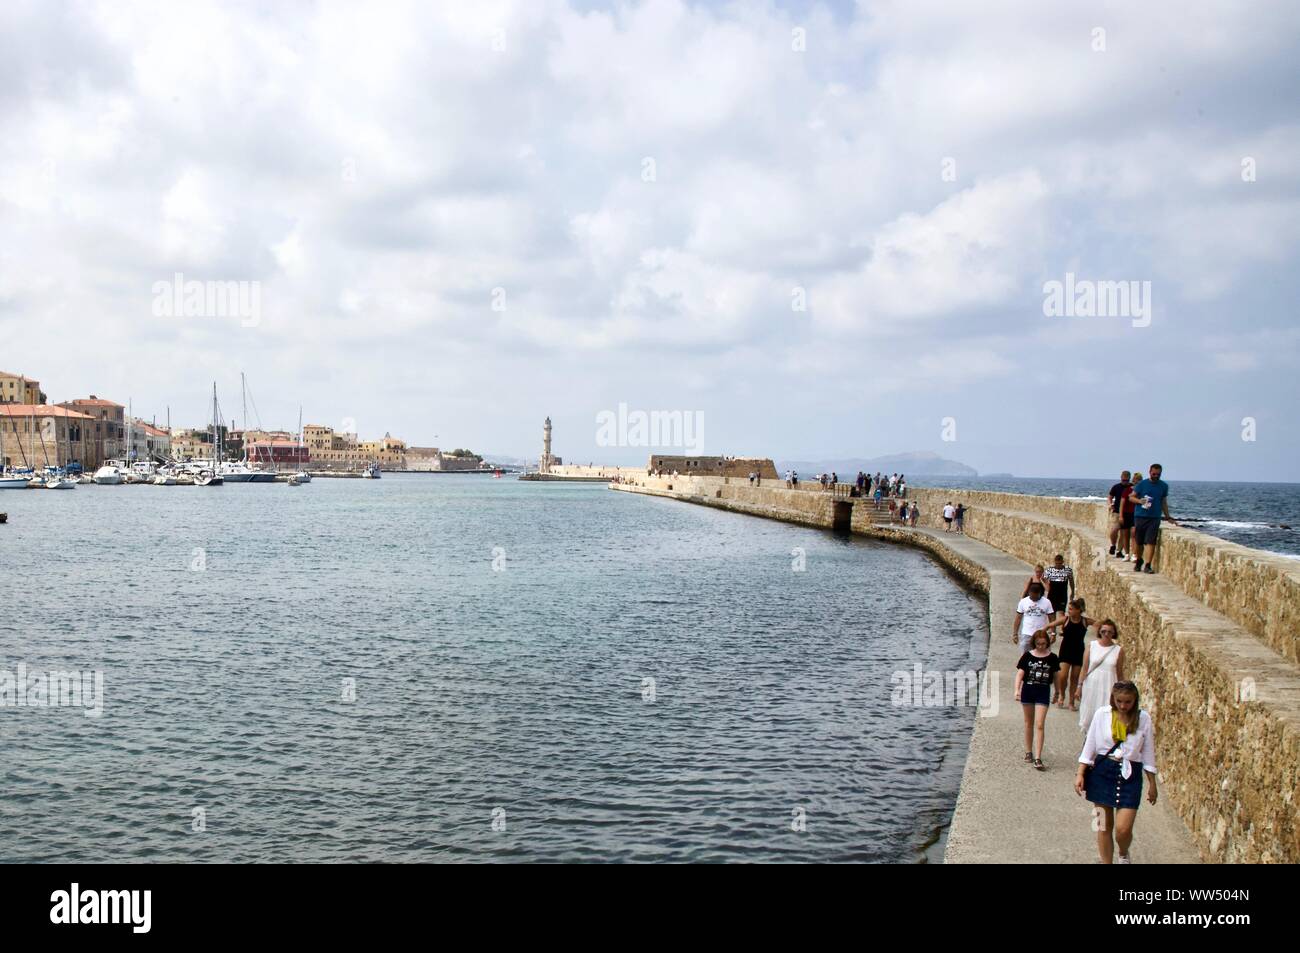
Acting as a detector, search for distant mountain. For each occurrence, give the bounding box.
[776,451,980,477]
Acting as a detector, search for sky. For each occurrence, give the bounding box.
[1,0,1298,480]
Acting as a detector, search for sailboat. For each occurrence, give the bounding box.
[294,407,312,483]
[0,407,30,488]
[196,383,224,486]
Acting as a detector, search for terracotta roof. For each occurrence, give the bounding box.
[0,404,94,419]
[0,372,39,381]
[135,422,170,436]
[62,397,124,407]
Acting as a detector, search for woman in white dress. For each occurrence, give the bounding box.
[1077,619,1124,729]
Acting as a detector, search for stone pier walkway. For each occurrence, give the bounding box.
[900,526,1201,864]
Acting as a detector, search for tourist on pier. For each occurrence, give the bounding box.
[1043,554,1075,620]
[909,501,920,526]
[1022,563,1047,598]
[955,502,965,533]
[942,501,955,530]
[1077,620,1124,729]
[1042,598,1094,709]
[898,501,909,523]
[1075,681,1158,863]
[1014,581,1055,654]
[792,470,799,487]
[874,482,883,509]
[1015,630,1059,770]
[1131,464,1177,574]
[1108,470,1133,558]
[1123,464,1143,559]
[898,475,906,498]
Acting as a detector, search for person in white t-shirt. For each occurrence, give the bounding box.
[1013,581,1056,654]
[942,502,956,531]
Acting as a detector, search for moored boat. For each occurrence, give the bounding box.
[93,463,124,485]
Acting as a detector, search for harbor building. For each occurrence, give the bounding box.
[170,427,216,462]
[57,396,126,467]
[128,419,172,463]
[246,438,309,467]
[0,404,96,469]
[648,455,779,479]
[0,371,46,405]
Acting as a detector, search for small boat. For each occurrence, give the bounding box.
[0,512,6,523]
[93,463,124,485]
[153,474,178,486]
[295,471,312,483]
[45,476,77,489]
[287,474,302,486]
[0,472,29,490]
[362,463,380,479]
[195,469,224,487]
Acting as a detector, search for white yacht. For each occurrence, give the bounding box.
[93,462,124,485]
[218,460,275,483]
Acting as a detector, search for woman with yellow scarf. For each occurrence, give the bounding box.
[1074,682,1159,863]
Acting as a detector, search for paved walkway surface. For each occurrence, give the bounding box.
[905,526,1202,864]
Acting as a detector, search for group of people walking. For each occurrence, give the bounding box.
[1106,464,1177,573]
[862,472,905,506]
[1011,549,1155,863]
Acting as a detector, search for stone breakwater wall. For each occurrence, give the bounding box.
[611,475,1300,863]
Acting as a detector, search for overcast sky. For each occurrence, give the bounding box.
[2,0,1297,480]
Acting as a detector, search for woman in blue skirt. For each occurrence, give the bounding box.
[1074,681,1159,863]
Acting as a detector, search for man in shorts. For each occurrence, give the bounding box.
[942,501,955,531]
[1013,581,1056,654]
[1107,470,1133,558]
[1131,463,1177,573]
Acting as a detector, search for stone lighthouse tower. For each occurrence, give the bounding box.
[541,416,553,474]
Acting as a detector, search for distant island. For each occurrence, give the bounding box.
[776,450,981,477]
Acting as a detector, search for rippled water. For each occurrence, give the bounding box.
[0,475,986,862]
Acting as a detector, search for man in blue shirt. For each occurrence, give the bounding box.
[1131,463,1177,573]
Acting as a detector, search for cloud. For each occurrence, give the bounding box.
[0,0,1298,478]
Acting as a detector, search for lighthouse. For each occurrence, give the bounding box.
[541,417,553,474]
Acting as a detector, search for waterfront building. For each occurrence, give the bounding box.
[0,404,96,469]
[245,439,308,467]
[357,434,407,467]
[0,371,46,405]
[648,455,779,479]
[128,419,171,463]
[55,396,125,468]
[170,427,216,462]
[301,424,407,470]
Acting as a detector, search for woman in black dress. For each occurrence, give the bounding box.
[1043,598,1094,710]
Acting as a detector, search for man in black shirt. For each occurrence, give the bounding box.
[1108,470,1133,557]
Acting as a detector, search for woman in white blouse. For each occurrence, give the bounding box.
[1074,681,1158,864]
